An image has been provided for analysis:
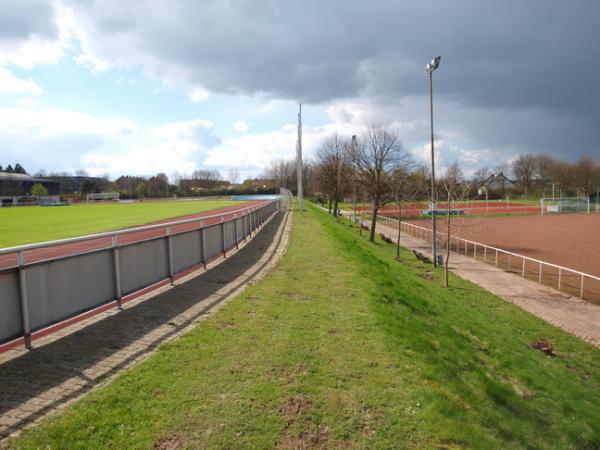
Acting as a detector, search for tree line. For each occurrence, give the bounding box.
[0,163,27,174]
[508,154,600,198]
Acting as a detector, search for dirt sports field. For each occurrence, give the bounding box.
[408,213,600,302]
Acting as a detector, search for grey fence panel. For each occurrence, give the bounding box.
[204,225,223,260]
[26,251,115,331]
[119,239,169,295]
[171,230,202,274]
[0,271,22,341]
[0,200,277,347]
[235,217,243,242]
[244,215,250,236]
[224,221,236,250]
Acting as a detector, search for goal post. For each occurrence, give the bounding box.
[86,192,120,202]
[540,197,589,215]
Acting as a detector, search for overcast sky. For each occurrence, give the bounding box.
[0,0,598,180]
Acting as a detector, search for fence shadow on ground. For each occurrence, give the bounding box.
[0,212,285,439]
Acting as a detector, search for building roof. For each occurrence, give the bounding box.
[480,172,516,188]
[0,172,57,183]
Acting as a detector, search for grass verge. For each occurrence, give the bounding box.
[0,200,237,247]
[10,204,600,449]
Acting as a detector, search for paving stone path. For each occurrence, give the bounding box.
[0,211,291,443]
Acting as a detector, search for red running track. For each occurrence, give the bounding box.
[0,201,266,270]
[355,201,542,216]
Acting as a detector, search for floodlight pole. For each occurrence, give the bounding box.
[297,103,304,215]
[352,135,357,222]
[426,56,441,266]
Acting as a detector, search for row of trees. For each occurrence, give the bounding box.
[0,163,27,174]
[310,126,472,288]
[509,154,600,197]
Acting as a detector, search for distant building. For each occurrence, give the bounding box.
[478,172,516,196]
[0,172,60,206]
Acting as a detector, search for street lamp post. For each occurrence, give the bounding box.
[426,56,441,266]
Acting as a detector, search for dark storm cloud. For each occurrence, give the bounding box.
[0,0,57,40]
[69,0,600,115]
[15,0,599,161]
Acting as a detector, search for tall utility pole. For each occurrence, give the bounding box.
[426,56,441,266]
[297,103,304,214]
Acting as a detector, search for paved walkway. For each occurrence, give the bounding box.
[0,211,291,442]
[366,217,600,348]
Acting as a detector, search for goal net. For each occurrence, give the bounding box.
[86,192,120,202]
[540,197,589,215]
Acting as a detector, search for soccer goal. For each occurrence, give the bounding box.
[86,192,120,202]
[540,197,590,215]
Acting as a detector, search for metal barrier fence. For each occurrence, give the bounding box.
[278,188,293,211]
[0,201,278,348]
[374,214,600,304]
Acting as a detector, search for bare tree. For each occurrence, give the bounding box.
[471,166,490,186]
[441,163,466,288]
[192,169,222,181]
[390,168,422,259]
[353,126,411,242]
[512,154,537,195]
[227,168,241,185]
[262,159,296,189]
[314,134,352,217]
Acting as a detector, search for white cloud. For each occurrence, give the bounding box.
[233,120,249,132]
[0,107,136,137]
[82,118,220,176]
[0,34,64,69]
[188,86,210,102]
[0,68,43,96]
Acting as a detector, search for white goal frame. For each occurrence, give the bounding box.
[86,192,120,202]
[540,197,590,215]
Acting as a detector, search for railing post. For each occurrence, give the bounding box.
[539,262,542,283]
[201,222,207,269]
[558,267,562,290]
[522,258,525,277]
[580,274,585,299]
[234,214,239,249]
[112,235,122,308]
[221,217,226,257]
[17,250,32,349]
[166,226,174,283]
[508,253,511,272]
[483,246,487,263]
[495,249,498,267]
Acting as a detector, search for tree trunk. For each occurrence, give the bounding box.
[444,193,451,288]
[328,197,332,215]
[369,206,378,242]
[333,196,339,218]
[359,211,364,236]
[396,202,402,259]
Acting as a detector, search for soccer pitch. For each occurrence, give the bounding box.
[0,200,238,248]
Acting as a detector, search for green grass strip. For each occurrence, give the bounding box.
[0,201,237,247]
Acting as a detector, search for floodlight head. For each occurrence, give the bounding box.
[426,56,441,74]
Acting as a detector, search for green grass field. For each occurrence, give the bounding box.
[0,200,237,248]
[11,203,600,449]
